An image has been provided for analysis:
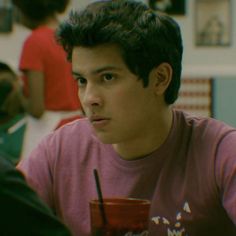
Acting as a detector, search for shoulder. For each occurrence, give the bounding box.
[53,118,93,139]
[175,109,236,172]
[24,27,53,47]
[39,118,98,153]
[174,109,236,139]
[20,118,97,166]
[215,129,236,166]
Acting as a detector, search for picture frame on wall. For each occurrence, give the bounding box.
[0,0,13,33]
[148,0,186,15]
[195,0,231,47]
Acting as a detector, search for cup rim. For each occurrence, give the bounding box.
[90,197,150,205]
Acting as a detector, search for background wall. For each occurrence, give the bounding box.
[176,1,236,78]
[213,77,236,127]
[0,0,236,125]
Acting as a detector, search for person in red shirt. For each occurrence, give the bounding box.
[12,0,83,158]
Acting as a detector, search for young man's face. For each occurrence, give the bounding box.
[72,44,163,144]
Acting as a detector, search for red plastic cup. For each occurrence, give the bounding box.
[89,198,150,236]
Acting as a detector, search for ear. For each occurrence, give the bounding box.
[150,63,172,95]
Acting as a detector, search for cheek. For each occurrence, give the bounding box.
[78,87,87,101]
[111,89,143,114]
[78,91,83,104]
[78,90,88,112]
[110,89,133,107]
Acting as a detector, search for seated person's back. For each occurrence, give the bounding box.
[0,154,71,235]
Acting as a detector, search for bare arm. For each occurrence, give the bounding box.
[19,70,45,118]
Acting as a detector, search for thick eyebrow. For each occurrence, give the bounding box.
[72,71,83,77]
[72,65,123,77]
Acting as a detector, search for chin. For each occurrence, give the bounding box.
[95,132,118,144]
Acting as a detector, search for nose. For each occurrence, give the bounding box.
[80,83,102,108]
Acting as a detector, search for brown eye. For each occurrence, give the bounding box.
[77,77,87,87]
[103,73,114,81]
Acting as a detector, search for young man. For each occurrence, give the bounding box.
[17,0,236,235]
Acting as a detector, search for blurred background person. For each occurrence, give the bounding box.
[0,61,26,164]
[12,0,82,159]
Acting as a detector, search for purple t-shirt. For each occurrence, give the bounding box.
[18,110,236,236]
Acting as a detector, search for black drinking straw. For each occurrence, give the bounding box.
[93,169,107,225]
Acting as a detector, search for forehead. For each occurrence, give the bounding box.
[72,44,127,73]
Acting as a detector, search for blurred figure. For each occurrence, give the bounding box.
[0,62,26,164]
[0,154,71,235]
[12,0,82,159]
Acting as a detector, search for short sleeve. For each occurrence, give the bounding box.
[215,130,236,225]
[19,34,44,71]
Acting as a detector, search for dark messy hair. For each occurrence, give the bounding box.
[0,62,16,75]
[12,0,70,21]
[0,62,16,111]
[56,0,183,104]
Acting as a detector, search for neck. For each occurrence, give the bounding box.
[112,107,173,160]
[45,15,59,29]
[24,14,59,30]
